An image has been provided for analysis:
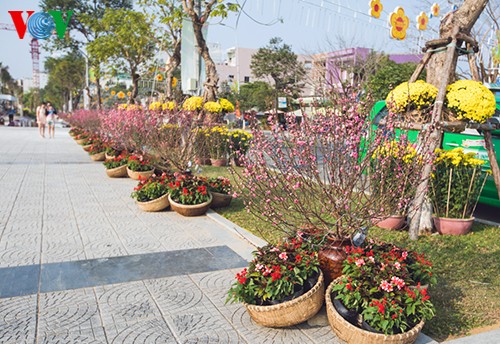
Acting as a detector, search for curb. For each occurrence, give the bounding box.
[475,218,500,227]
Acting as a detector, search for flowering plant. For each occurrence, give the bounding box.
[103,154,128,169]
[88,142,105,155]
[162,101,176,112]
[229,129,253,157]
[331,242,435,334]
[430,148,488,219]
[149,101,163,111]
[127,155,154,172]
[445,80,496,123]
[205,126,230,159]
[206,177,232,194]
[168,174,210,205]
[386,80,438,113]
[182,96,203,111]
[203,101,222,114]
[131,173,173,202]
[227,235,320,305]
[219,98,235,112]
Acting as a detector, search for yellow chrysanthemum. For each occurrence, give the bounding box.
[149,101,162,111]
[162,101,176,111]
[219,98,235,112]
[445,80,496,123]
[386,80,438,113]
[204,101,222,114]
[182,96,203,111]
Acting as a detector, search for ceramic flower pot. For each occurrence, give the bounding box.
[433,217,474,235]
[168,193,212,216]
[210,158,228,167]
[126,167,154,180]
[325,278,425,344]
[318,237,349,287]
[90,152,106,161]
[210,192,232,208]
[105,165,128,178]
[375,215,406,230]
[244,271,325,328]
[82,144,92,152]
[136,193,170,212]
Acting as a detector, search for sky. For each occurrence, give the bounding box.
[0,0,488,81]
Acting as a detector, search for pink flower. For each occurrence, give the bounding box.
[391,276,406,290]
[402,251,408,260]
[380,280,393,292]
[354,258,365,267]
[270,247,280,253]
[279,252,288,261]
[394,262,401,270]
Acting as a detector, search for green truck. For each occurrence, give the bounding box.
[370,92,500,208]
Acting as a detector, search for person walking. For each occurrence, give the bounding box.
[46,102,57,138]
[36,102,47,138]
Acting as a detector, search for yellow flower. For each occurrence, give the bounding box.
[369,0,383,19]
[387,81,438,113]
[445,80,495,123]
[111,90,116,96]
[156,74,164,82]
[149,101,162,111]
[219,98,235,112]
[204,101,222,114]
[182,96,203,111]
[416,12,429,31]
[162,101,176,111]
[117,91,125,99]
[431,3,440,17]
[389,7,410,40]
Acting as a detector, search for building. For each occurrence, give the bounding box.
[216,47,259,89]
[22,72,48,93]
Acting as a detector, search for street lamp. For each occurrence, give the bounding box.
[78,49,90,110]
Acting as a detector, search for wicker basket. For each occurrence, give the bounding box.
[210,192,232,208]
[127,167,154,180]
[105,153,118,161]
[105,165,128,178]
[82,144,92,152]
[404,109,432,124]
[136,193,170,212]
[325,278,425,344]
[244,270,325,328]
[168,194,212,216]
[90,152,106,161]
[75,138,88,145]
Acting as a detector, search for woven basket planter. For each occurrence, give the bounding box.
[244,270,325,328]
[105,153,118,161]
[75,138,88,145]
[168,194,212,216]
[82,144,92,152]
[136,193,170,212]
[210,192,232,208]
[325,278,425,344]
[90,152,106,161]
[127,167,154,180]
[105,165,128,178]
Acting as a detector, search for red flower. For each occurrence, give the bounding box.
[175,181,181,187]
[182,187,189,195]
[392,313,398,320]
[346,283,353,291]
[295,254,302,263]
[271,271,282,281]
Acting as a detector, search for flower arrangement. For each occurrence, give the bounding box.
[229,129,253,158]
[168,174,210,205]
[88,142,105,155]
[69,127,84,137]
[219,98,235,112]
[203,101,222,114]
[430,148,488,219]
[131,173,173,202]
[103,154,128,169]
[127,155,154,172]
[182,96,203,111]
[206,177,232,195]
[386,80,438,113]
[445,80,496,123]
[105,145,121,157]
[331,242,435,335]
[226,235,320,305]
[205,126,230,159]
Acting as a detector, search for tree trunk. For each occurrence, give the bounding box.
[130,69,139,104]
[165,41,181,100]
[96,77,103,110]
[409,0,489,239]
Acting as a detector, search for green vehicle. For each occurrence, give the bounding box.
[370,91,500,208]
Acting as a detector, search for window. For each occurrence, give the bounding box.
[228,75,234,79]
[244,76,250,83]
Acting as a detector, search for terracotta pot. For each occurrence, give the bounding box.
[244,271,325,328]
[136,193,170,212]
[105,164,128,178]
[168,193,212,216]
[210,158,228,167]
[195,157,211,165]
[90,152,106,161]
[318,237,349,287]
[375,215,406,230]
[326,279,425,344]
[210,192,232,208]
[82,144,92,152]
[126,167,154,180]
[433,217,474,235]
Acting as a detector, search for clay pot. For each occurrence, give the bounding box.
[168,193,212,216]
[318,237,349,287]
[433,217,474,235]
[210,158,228,167]
[375,215,406,230]
[210,192,232,208]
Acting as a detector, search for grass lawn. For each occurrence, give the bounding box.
[197,165,500,341]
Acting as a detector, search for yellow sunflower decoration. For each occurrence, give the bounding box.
[430,3,440,18]
[127,91,131,97]
[117,91,125,99]
[172,77,178,88]
[368,0,383,19]
[156,74,164,82]
[416,12,429,31]
[111,90,116,96]
[389,7,410,40]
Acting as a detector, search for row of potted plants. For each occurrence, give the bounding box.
[227,235,436,343]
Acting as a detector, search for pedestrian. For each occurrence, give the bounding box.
[36,102,47,138]
[7,106,15,126]
[46,102,57,138]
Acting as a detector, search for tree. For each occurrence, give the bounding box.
[238,81,274,111]
[87,9,156,104]
[366,58,424,100]
[250,37,306,108]
[181,0,239,101]
[138,0,183,100]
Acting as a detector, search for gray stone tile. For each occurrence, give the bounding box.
[0,295,37,344]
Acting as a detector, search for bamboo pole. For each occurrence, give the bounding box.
[446,168,453,218]
[462,168,476,218]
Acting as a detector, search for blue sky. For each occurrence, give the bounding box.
[0,1,469,80]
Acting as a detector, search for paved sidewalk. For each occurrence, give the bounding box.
[0,127,489,343]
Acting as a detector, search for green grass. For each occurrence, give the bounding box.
[196,165,500,340]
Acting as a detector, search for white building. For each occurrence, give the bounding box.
[22,72,48,92]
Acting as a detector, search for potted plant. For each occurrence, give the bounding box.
[206,177,232,208]
[88,142,106,161]
[326,241,435,343]
[206,125,229,166]
[229,129,252,166]
[430,148,489,235]
[131,173,173,212]
[103,154,128,178]
[74,133,90,145]
[226,235,324,327]
[386,80,438,123]
[105,145,122,161]
[445,80,496,123]
[127,155,155,180]
[167,174,212,216]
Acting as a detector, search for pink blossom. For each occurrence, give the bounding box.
[391,276,406,290]
[380,280,393,292]
[402,251,408,260]
[279,252,288,261]
[394,262,401,270]
[354,258,365,267]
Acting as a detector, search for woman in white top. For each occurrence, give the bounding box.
[46,102,56,138]
[36,102,47,138]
